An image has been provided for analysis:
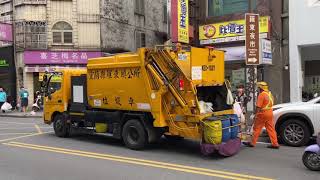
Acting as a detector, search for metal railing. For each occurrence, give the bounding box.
[15,20,48,50]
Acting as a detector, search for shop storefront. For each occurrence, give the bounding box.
[22,51,102,105]
[0,46,16,105]
[199,16,271,92]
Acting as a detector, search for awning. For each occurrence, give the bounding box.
[217,46,245,62]
[25,65,86,73]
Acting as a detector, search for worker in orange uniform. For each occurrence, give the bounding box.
[244,82,280,149]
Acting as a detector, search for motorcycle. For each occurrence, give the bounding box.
[302,132,320,171]
[31,91,43,112]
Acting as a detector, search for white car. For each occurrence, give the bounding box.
[273,97,320,147]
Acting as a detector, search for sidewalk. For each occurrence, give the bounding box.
[0,111,43,118]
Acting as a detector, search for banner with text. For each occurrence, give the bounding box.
[24,51,102,64]
[199,16,269,45]
[171,0,189,43]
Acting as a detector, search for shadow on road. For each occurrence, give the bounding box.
[46,132,229,160]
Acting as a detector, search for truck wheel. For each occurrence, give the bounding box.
[279,119,310,147]
[122,120,147,150]
[53,114,70,138]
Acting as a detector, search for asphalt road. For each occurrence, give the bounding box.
[0,117,318,180]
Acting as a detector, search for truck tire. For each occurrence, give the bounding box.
[122,120,147,150]
[53,114,70,138]
[279,119,310,147]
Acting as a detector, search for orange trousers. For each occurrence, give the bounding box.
[251,110,279,146]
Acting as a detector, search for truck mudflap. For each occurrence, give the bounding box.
[200,138,241,157]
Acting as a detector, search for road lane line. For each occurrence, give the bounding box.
[0,127,52,130]
[3,142,248,180]
[0,133,33,136]
[5,141,274,180]
[0,121,39,125]
[0,131,53,143]
[35,125,43,134]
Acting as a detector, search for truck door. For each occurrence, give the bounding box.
[69,75,88,113]
[43,74,64,122]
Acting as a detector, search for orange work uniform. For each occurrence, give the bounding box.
[251,91,279,146]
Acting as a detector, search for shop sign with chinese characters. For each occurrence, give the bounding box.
[199,16,269,45]
[245,14,260,65]
[23,51,102,64]
[261,39,272,65]
[171,0,189,44]
[39,72,62,82]
[0,59,9,67]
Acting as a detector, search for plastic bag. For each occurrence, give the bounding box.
[199,101,214,114]
[1,102,12,112]
[233,102,245,123]
[226,89,234,105]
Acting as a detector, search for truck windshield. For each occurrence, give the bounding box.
[48,82,61,93]
[46,73,62,94]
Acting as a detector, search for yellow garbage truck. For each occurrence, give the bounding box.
[42,45,240,155]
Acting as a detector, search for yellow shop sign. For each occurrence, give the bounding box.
[39,72,62,82]
[199,16,270,44]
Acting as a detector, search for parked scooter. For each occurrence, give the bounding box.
[31,91,42,112]
[302,132,320,171]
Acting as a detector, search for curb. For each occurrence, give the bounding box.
[0,114,43,118]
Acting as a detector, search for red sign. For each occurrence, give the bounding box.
[245,14,260,65]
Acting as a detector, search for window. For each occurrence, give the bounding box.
[208,0,257,17]
[135,0,145,15]
[15,21,47,49]
[52,21,73,44]
[135,31,146,49]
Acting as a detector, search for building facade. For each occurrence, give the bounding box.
[196,0,287,104]
[289,0,320,102]
[12,0,101,106]
[0,0,168,107]
[100,0,168,53]
[0,0,15,103]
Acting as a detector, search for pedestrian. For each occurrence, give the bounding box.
[235,85,248,114]
[19,86,29,114]
[0,87,7,113]
[243,82,280,149]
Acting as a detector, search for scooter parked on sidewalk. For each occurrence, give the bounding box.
[31,91,42,112]
[302,132,320,171]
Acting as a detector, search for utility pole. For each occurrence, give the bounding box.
[167,0,171,40]
[246,0,258,112]
[11,0,18,105]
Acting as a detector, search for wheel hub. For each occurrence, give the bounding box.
[307,153,320,167]
[284,124,304,144]
[56,120,63,130]
[128,126,139,142]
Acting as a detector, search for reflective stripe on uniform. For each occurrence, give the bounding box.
[261,91,273,110]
